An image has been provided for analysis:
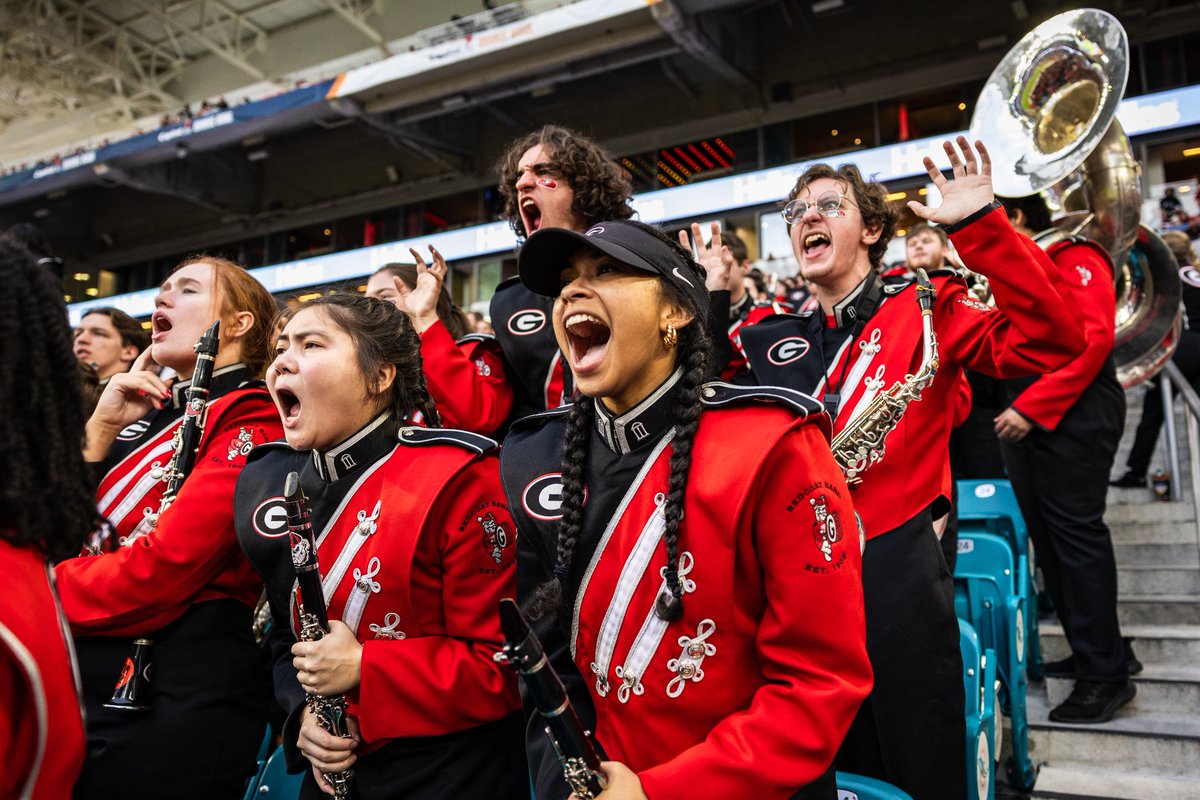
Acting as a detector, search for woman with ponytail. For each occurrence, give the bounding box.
[234,294,527,799]
[366,249,512,435]
[502,220,872,800]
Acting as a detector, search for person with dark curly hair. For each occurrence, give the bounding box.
[490,126,635,420]
[503,220,871,800]
[366,251,513,435]
[54,255,285,800]
[0,235,90,800]
[236,294,527,799]
[738,138,1087,798]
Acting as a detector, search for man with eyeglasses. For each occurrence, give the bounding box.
[740,137,1086,799]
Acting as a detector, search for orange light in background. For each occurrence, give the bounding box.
[886,191,908,201]
[831,129,839,136]
[958,102,967,111]
[1184,147,1200,157]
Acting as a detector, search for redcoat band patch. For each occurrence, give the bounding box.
[955,295,992,313]
[785,481,849,574]
[208,422,269,468]
[458,500,515,574]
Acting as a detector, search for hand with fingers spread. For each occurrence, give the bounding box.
[292,620,363,696]
[84,347,172,461]
[297,705,360,796]
[907,136,995,226]
[679,222,732,292]
[404,245,448,334]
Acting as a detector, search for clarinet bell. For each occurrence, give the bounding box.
[104,638,154,711]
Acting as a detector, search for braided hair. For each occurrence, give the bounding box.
[0,236,100,562]
[304,294,442,427]
[530,223,711,623]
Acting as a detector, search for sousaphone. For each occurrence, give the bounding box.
[969,7,1181,387]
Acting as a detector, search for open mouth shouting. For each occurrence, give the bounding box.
[563,312,611,375]
[520,197,543,235]
[273,385,302,429]
[151,311,174,343]
[802,231,831,261]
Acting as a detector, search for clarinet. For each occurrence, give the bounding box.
[495,598,607,799]
[104,321,220,711]
[285,472,356,800]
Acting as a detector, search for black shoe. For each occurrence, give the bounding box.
[1041,638,1143,679]
[1110,471,1147,488]
[1049,679,1136,723]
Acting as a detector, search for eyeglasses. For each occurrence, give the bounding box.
[781,190,859,225]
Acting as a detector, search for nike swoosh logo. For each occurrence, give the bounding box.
[672,267,695,288]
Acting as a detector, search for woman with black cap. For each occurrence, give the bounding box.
[502,219,872,800]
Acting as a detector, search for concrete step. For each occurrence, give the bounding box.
[1045,666,1200,714]
[1117,595,1200,626]
[1108,521,1196,546]
[1105,497,1195,524]
[1040,622,1200,666]
[1026,688,1200,776]
[1119,565,1200,595]
[1113,542,1200,567]
[1031,765,1200,799]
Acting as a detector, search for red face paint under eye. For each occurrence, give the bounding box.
[537,177,557,189]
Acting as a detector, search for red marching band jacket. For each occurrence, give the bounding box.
[418,321,514,435]
[240,422,520,750]
[744,207,1087,538]
[0,539,86,800]
[1007,238,1116,430]
[55,385,282,635]
[511,395,872,799]
[721,301,780,380]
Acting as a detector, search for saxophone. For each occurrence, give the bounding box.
[830,270,939,486]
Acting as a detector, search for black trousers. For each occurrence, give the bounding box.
[836,509,966,800]
[1000,384,1127,681]
[74,600,268,800]
[1126,329,1200,476]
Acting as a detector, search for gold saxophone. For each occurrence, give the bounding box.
[830,270,939,486]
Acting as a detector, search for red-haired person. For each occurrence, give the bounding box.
[236,294,526,799]
[55,256,284,799]
[505,220,871,800]
[0,235,89,800]
[366,251,512,435]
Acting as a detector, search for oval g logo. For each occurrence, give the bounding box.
[253,497,289,537]
[117,420,152,441]
[767,337,810,366]
[508,309,546,336]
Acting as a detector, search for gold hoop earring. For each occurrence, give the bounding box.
[663,323,678,349]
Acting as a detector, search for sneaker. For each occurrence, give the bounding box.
[1041,638,1142,679]
[1049,679,1136,723]
[1110,471,1147,488]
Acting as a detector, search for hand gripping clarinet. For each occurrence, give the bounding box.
[830,269,939,486]
[495,598,607,799]
[285,472,356,800]
[104,320,220,711]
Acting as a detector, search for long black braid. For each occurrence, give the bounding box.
[0,236,101,562]
[531,222,711,623]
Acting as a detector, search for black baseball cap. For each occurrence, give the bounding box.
[518,220,709,319]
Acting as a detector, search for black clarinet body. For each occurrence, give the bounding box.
[497,598,607,799]
[285,472,356,800]
[105,321,221,711]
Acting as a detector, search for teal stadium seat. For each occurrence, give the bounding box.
[242,728,275,799]
[956,479,1044,678]
[835,772,915,800]
[955,532,1036,790]
[247,745,304,799]
[959,619,997,800]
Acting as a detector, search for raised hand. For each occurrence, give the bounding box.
[679,222,732,292]
[84,347,171,461]
[405,245,448,334]
[907,136,995,226]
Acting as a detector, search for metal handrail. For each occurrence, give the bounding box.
[1157,361,1200,546]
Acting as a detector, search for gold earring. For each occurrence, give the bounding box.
[663,323,678,349]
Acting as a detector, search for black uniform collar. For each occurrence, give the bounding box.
[311,411,398,483]
[729,292,753,322]
[594,368,682,456]
[170,363,251,409]
[828,271,883,330]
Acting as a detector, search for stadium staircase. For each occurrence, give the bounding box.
[1021,389,1200,800]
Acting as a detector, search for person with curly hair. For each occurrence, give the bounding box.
[0,235,91,800]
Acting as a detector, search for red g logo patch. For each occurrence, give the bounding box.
[477,511,511,564]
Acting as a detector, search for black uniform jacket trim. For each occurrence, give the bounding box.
[507,403,572,435]
[455,332,497,346]
[699,381,825,417]
[397,426,498,454]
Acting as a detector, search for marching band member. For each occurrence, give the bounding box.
[996,194,1135,722]
[366,253,513,434]
[0,236,89,799]
[235,294,526,799]
[738,138,1086,799]
[55,256,283,799]
[504,220,872,800]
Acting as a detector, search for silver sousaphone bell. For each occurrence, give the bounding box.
[969,7,1182,387]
